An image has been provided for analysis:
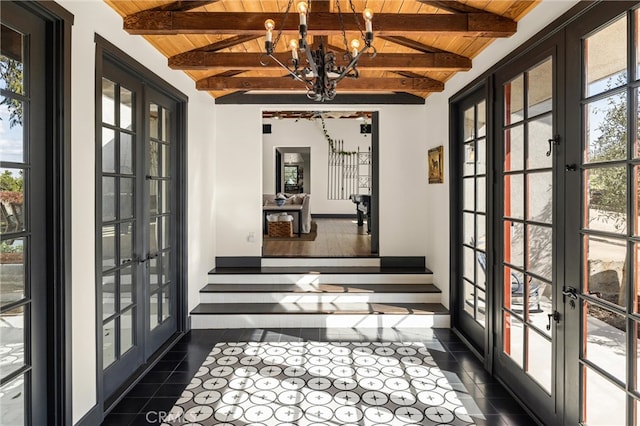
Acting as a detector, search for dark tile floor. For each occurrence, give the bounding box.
[101,328,538,426]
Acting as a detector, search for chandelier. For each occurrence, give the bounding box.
[262,0,376,102]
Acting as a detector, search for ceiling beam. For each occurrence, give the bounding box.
[148,1,219,12]
[379,35,445,54]
[168,51,471,71]
[123,11,517,37]
[171,35,259,59]
[416,1,488,14]
[196,76,445,91]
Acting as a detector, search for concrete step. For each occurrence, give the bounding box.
[190,302,450,329]
[199,283,442,303]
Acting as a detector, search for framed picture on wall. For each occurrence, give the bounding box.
[428,146,444,184]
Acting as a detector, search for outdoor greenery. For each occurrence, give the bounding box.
[0,54,24,128]
[588,84,627,220]
[0,241,23,253]
[0,170,23,193]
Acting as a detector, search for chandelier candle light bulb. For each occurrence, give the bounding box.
[350,39,360,57]
[297,1,308,29]
[261,0,376,101]
[290,39,299,61]
[264,19,275,44]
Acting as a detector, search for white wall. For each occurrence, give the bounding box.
[262,118,371,214]
[216,105,428,258]
[55,1,217,423]
[423,0,580,309]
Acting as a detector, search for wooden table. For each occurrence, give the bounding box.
[263,204,303,237]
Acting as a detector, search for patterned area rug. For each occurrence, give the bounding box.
[162,341,476,426]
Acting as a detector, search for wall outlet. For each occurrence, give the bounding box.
[247,232,256,243]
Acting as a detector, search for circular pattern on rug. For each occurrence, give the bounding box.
[395,406,424,424]
[193,390,220,405]
[424,406,455,423]
[202,377,226,390]
[213,405,242,422]
[304,405,333,423]
[332,366,356,378]
[307,377,332,390]
[274,406,304,423]
[334,390,360,406]
[167,342,476,426]
[361,390,389,406]
[283,365,306,377]
[278,390,305,405]
[249,390,277,404]
[390,390,417,406]
[334,406,364,423]
[183,405,214,422]
[281,377,305,390]
[333,377,358,391]
[244,406,273,423]
[221,389,249,405]
[306,390,332,405]
[364,406,394,423]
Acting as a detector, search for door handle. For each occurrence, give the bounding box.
[562,287,578,299]
[562,286,578,309]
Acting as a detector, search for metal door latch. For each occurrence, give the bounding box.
[546,135,560,157]
[546,311,560,331]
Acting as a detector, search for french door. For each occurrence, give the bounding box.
[493,35,564,425]
[565,2,640,424]
[452,87,488,353]
[98,57,179,400]
[0,4,47,424]
[0,2,70,423]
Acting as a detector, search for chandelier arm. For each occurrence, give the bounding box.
[267,53,308,85]
[332,45,371,83]
[302,41,320,78]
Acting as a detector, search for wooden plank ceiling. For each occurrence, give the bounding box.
[104,0,539,101]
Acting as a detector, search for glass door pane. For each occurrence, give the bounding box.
[577,12,637,425]
[502,58,555,393]
[145,91,177,356]
[0,26,29,421]
[495,46,560,425]
[0,6,47,424]
[99,64,144,398]
[454,88,487,352]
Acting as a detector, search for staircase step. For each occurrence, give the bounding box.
[200,283,441,293]
[208,267,433,285]
[190,302,450,329]
[199,283,441,303]
[261,257,381,267]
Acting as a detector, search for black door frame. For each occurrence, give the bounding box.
[94,35,189,415]
[1,1,73,424]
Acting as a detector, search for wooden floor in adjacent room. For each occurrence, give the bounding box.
[262,218,372,257]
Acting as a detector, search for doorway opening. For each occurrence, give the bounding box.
[262,111,378,257]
